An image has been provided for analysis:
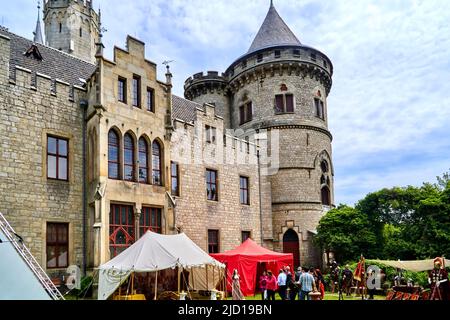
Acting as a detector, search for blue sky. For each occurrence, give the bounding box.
[2,0,450,205]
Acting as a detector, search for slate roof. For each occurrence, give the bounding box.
[0,27,96,87]
[248,4,301,54]
[172,95,204,123]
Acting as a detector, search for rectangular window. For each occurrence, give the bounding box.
[257,54,263,62]
[275,94,284,113]
[118,77,127,103]
[147,87,155,112]
[245,136,250,154]
[240,176,250,205]
[242,231,251,243]
[140,207,162,237]
[206,169,218,201]
[242,60,247,69]
[132,75,141,108]
[246,102,253,122]
[46,223,69,269]
[47,136,68,181]
[109,204,135,258]
[208,230,219,254]
[171,162,180,196]
[293,49,300,57]
[311,53,317,62]
[285,94,294,113]
[205,125,216,144]
[314,98,325,120]
[323,60,328,68]
[239,106,245,125]
[274,50,281,58]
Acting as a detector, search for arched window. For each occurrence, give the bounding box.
[138,138,149,184]
[152,141,162,186]
[108,130,120,179]
[124,133,135,181]
[321,160,329,173]
[321,186,331,206]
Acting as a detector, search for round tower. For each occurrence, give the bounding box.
[184,71,231,128]
[231,3,334,267]
[43,0,99,63]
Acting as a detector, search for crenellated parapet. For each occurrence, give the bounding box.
[226,45,333,96]
[184,71,229,100]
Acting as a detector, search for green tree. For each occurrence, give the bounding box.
[315,205,378,263]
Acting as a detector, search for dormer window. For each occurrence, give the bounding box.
[24,44,43,60]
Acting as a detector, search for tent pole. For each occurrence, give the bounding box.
[131,272,134,296]
[154,271,158,300]
[212,266,215,290]
[206,265,209,291]
[178,267,181,294]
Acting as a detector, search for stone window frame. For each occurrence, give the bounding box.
[239,175,250,206]
[118,76,127,104]
[132,74,142,108]
[274,93,295,114]
[46,135,69,182]
[139,206,162,237]
[43,220,74,271]
[146,87,155,113]
[274,49,281,59]
[42,130,74,183]
[108,127,122,180]
[123,132,137,182]
[239,101,253,125]
[138,137,150,184]
[241,231,252,243]
[171,161,180,197]
[313,90,326,121]
[206,168,219,202]
[205,125,217,144]
[207,229,220,254]
[152,139,164,186]
[109,203,135,258]
[46,222,69,269]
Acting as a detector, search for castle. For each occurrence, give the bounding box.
[0,0,334,278]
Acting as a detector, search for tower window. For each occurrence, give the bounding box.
[79,28,82,37]
[321,186,331,206]
[118,77,127,103]
[59,23,62,33]
[239,101,253,125]
[257,54,263,63]
[274,50,281,58]
[311,53,317,62]
[314,98,325,120]
[293,49,300,57]
[323,60,328,68]
[241,60,247,69]
[132,75,141,108]
[275,94,295,114]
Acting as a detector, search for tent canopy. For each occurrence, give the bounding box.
[97,231,225,300]
[368,259,450,272]
[0,230,51,300]
[211,239,293,296]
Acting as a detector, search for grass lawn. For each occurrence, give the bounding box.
[229,292,386,301]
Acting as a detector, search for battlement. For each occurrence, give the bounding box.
[44,0,93,9]
[9,64,87,102]
[184,71,228,88]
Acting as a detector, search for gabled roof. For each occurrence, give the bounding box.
[248,3,301,54]
[172,95,204,123]
[0,27,96,87]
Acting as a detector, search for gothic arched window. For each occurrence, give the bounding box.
[108,129,120,180]
[152,141,162,186]
[321,186,331,206]
[124,133,135,182]
[138,138,149,184]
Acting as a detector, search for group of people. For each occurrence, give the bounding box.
[258,266,325,301]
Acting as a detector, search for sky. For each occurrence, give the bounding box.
[1,0,449,205]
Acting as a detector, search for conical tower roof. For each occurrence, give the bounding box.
[248,2,301,53]
[33,1,44,44]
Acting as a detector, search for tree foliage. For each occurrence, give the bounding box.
[316,171,450,263]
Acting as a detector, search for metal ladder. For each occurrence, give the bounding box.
[0,212,65,300]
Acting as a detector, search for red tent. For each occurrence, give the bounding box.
[210,239,293,296]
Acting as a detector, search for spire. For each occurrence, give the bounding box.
[95,7,105,57]
[248,3,301,53]
[33,1,43,44]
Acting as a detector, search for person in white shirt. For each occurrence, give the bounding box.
[277,269,287,300]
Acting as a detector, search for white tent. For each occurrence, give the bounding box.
[0,230,51,300]
[97,231,225,300]
[369,259,450,272]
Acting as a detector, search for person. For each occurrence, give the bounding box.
[367,268,376,300]
[286,266,297,300]
[277,269,287,300]
[295,267,303,283]
[266,270,277,301]
[259,271,268,300]
[314,269,325,300]
[342,264,353,296]
[231,269,244,300]
[428,257,449,300]
[298,267,317,300]
[330,263,340,294]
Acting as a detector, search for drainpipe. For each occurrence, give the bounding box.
[257,149,264,245]
[80,99,88,276]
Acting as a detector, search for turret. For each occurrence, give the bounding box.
[43,0,99,63]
